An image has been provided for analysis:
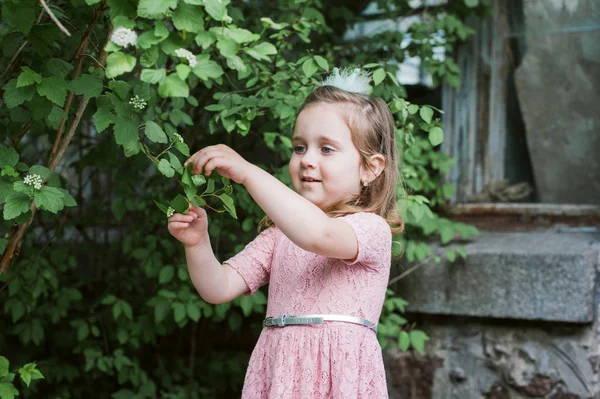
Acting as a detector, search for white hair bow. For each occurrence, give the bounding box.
[321,67,372,95]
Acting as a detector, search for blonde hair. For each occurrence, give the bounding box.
[260,85,404,235]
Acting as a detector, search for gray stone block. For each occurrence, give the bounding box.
[393,231,599,323]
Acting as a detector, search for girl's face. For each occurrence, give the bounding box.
[289,103,364,210]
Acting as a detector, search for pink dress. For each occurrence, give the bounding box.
[225,212,391,398]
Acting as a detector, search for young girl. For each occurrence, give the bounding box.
[168,68,403,398]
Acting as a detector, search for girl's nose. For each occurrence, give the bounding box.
[300,151,317,169]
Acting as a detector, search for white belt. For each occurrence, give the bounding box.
[263,314,377,332]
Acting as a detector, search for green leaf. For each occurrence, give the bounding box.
[420,106,433,124]
[76,322,89,342]
[227,27,259,44]
[302,58,318,78]
[107,81,129,102]
[144,121,168,143]
[446,249,457,262]
[155,21,169,39]
[16,67,42,87]
[0,148,19,168]
[173,302,187,323]
[101,295,117,305]
[34,186,65,213]
[114,117,139,145]
[28,165,52,180]
[170,194,189,213]
[0,357,8,378]
[140,68,167,85]
[203,0,230,21]
[138,0,177,19]
[121,300,133,320]
[464,0,479,7]
[175,141,190,157]
[191,56,223,81]
[46,106,67,130]
[239,295,252,316]
[154,300,170,323]
[45,59,74,78]
[158,159,175,178]
[407,104,419,115]
[175,64,191,80]
[3,79,36,108]
[112,16,135,29]
[409,330,429,353]
[159,265,174,283]
[439,225,454,244]
[187,302,201,322]
[225,55,246,73]
[260,17,288,30]
[170,109,193,126]
[137,31,164,49]
[158,75,190,98]
[4,192,31,220]
[29,96,53,120]
[314,55,329,71]
[218,194,237,219]
[57,188,77,207]
[246,42,277,61]
[140,46,160,67]
[398,330,410,351]
[172,3,205,33]
[37,77,68,106]
[2,2,36,35]
[70,74,103,98]
[85,0,102,4]
[191,174,206,186]
[93,105,116,133]
[217,38,239,58]
[373,68,386,85]
[0,382,19,399]
[105,52,137,78]
[195,31,216,49]
[168,152,183,172]
[428,126,443,146]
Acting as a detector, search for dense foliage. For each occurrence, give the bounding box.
[0,0,487,397]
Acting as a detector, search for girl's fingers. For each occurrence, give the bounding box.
[168,222,189,229]
[188,205,207,218]
[169,213,194,222]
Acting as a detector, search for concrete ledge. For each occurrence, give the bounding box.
[393,230,599,323]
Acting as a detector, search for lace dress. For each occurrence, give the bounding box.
[225,212,391,399]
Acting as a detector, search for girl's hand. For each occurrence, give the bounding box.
[168,205,209,247]
[183,144,252,185]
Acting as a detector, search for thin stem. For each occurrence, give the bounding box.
[82,53,106,70]
[10,120,34,148]
[39,0,71,36]
[387,256,434,287]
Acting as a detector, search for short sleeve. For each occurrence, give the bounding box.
[223,227,279,295]
[340,212,392,270]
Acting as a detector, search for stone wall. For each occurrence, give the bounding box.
[384,230,599,398]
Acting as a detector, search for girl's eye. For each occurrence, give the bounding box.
[294,145,306,154]
[322,147,334,154]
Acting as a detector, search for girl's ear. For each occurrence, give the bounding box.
[361,154,386,184]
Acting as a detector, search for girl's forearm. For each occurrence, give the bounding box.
[243,165,330,251]
[184,241,234,304]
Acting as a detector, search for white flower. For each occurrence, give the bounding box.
[24,174,43,190]
[174,133,184,143]
[129,95,147,110]
[166,207,175,218]
[175,48,197,68]
[110,27,138,48]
